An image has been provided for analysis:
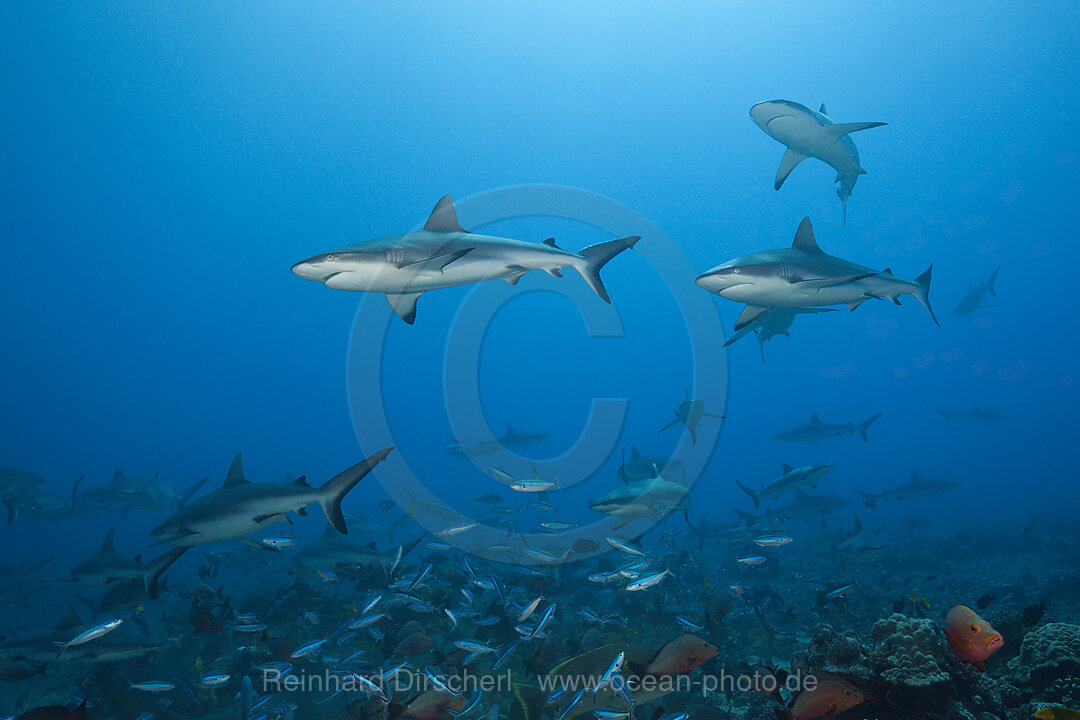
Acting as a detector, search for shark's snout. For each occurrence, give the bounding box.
[291,259,320,280]
[291,257,340,284]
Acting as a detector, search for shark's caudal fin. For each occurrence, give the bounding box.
[986,263,1002,297]
[144,547,187,600]
[736,480,760,509]
[574,236,640,303]
[913,263,939,326]
[318,447,395,534]
[858,413,882,442]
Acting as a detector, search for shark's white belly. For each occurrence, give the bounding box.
[326,251,575,293]
[765,117,859,173]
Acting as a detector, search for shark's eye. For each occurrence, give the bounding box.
[732,267,741,274]
[325,254,335,262]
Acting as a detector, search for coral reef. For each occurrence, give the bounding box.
[1010,622,1080,688]
[869,613,952,687]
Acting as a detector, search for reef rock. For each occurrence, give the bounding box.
[1010,622,1080,689]
[870,613,952,687]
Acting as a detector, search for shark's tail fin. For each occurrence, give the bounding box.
[575,236,640,303]
[318,448,394,534]
[177,477,207,508]
[913,263,939,326]
[144,547,187,600]
[836,173,860,228]
[986,263,1002,297]
[858,413,882,442]
[736,480,761,509]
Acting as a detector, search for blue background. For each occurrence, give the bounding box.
[1,1,1077,561]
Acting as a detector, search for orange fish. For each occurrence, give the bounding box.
[642,634,718,676]
[942,605,1003,671]
[778,671,884,720]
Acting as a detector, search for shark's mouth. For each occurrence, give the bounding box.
[322,272,343,284]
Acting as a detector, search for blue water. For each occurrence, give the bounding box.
[2,1,1078,565]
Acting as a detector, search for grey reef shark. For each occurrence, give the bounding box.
[696,217,937,331]
[750,100,886,224]
[291,195,640,323]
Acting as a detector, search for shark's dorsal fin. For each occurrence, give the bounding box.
[423,195,467,233]
[101,527,115,552]
[294,476,309,487]
[792,217,822,253]
[882,268,893,275]
[113,468,123,481]
[542,237,561,249]
[910,470,927,484]
[819,103,827,114]
[54,603,82,631]
[366,541,378,551]
[781,462,793,474]
[631,446,642,459]
[809,413,822,424]
[224,453,248,486]
[505,425,518,436]
[852,514,862,534]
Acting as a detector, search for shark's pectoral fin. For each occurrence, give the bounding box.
[386,292,424,324]
[825,122,886,136]
[504,265,529,285]
[775,148,809,190]
[734,304,770,332]
[400,248,472,277]
[150,530,199,546]
[253,513,289,525]
[795,273,877,293]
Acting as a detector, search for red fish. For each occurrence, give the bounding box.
[942,605,1003,671]
[642,634,718,676]
[777,672,885,720]
[402,690,467,720]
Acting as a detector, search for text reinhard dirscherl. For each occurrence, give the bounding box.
[261,668,820,697]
